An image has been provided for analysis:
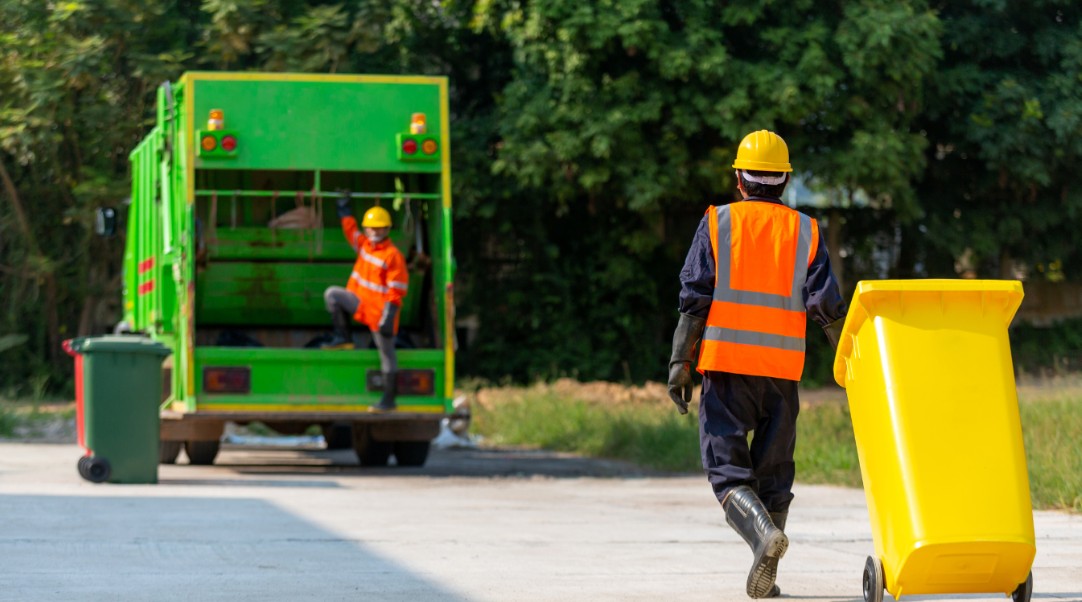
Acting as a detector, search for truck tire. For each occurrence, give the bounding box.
[393,441,430,467]
[185,440,220,465]
[351,425,391,467]
[160,440,182,464]
[321,422,354,450]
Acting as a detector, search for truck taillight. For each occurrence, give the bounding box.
[367,369,435,396]
[220,135,237,152]
[402,139,418,155]
[422,139,438,155]
[203,367,250,394]
[201,135,217,151]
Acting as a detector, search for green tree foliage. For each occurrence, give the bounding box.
[917,1,1082,280]
[1,1,1079,394]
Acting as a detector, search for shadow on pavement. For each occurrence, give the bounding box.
[0,494,467,600]
[210,445,692,479]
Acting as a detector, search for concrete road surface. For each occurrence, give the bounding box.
[1,442,1079,601]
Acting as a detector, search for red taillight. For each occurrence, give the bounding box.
[367,369,435,396]
[203,367,251,394]
[200,135,217,152]
[398,370,435,395]
[421,139,438,155]
[220,135,237,152]
[402,139,418,155]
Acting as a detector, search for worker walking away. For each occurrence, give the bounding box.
[667,130,847,598]
[322,195,409,412]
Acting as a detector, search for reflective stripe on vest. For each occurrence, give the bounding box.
[698,202,816,380]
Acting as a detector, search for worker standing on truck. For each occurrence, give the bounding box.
[323,197,409,412]
[666,130,847,598]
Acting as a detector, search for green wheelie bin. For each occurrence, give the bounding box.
[63,336,170,484]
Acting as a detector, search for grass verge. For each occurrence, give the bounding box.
[470,379,1081,511]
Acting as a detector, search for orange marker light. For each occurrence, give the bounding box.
[201,135,217,152]
[410,112,427,135]
[422,139,439,155]
[208,109,224,131]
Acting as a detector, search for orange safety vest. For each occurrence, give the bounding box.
[698,201,819,381]
[342,216,409,333]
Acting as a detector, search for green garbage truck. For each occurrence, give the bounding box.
[113,72,456,467]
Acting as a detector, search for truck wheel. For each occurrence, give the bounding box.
[351,425,391,467]
[185,440,220,465]
[321,422,354,450]
[393,441,430,467]
[159,441,182,464]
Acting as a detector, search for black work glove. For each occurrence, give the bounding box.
[668,361,694,415]
[823,317,845,351]
[378,302,398,337]
[336,190,352,219]
[667,313,705,415]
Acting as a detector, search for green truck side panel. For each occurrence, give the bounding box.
[191,78,443,173]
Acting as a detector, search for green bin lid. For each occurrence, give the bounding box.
[68,335,170,356]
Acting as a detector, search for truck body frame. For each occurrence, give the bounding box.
[124,72,455,465]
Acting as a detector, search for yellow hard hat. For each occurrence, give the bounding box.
[732,130,792,172]
[362,206,392,228]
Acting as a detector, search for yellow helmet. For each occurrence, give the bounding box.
[362,206,392,228]
[732,130,792,173]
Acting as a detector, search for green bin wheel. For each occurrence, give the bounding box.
[351,425,391,467]
[393,441,430,467]
[77,456,91,480]
[82,456,111,483]
[159,441,182,464]
[862,556,883,602]
[185,440,220,465]
[1012,572,1033,602]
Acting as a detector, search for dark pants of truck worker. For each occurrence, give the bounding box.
[699,371,799,513]
[323,286,397,372]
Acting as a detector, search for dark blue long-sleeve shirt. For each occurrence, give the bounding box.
[678,201,848,329]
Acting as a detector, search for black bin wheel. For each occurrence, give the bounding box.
[77,455,111,483]
[862,555,884,602]
[1012,571,1033,602]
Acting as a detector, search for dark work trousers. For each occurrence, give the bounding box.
[323,286,397,372]
[699,371,800,513]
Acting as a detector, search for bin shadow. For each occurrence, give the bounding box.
[0,494,467,600]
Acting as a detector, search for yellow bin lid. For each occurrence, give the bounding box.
[832,279,1024,388]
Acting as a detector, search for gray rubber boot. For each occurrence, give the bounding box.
[723,486,789,599]
[369,371,397,412]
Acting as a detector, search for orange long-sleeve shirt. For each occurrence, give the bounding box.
[342,216,409,333]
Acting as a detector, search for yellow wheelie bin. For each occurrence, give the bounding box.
[833,280,1035,602]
